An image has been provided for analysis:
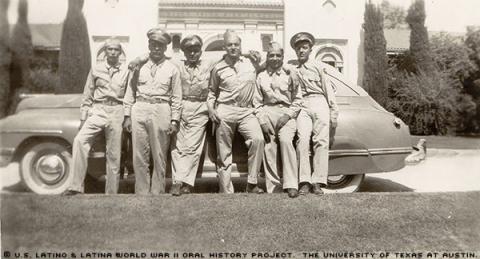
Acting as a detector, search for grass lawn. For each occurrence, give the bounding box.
[1,192,479,254]
[412,135,480,149]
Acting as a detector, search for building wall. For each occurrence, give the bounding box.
[284,0,366,84]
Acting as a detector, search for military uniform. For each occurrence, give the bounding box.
[207,55,265,194]
[170,36,218,191]
[68,40,128,194]
[291,32,339,188]
[254,66,303,193]
[124,29,182,195]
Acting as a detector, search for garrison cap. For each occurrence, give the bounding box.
[267,41,284,54]
[104,37,122,50]
[147,27,171,45]
[290,32,315,49]
[180,35,203,51]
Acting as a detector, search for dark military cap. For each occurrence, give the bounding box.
[290,32,315,49]
[147,27,171,45]
[180,35,203,51]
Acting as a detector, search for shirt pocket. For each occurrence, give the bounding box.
[137,71,150,86]
[304,71,321,83]
[219,70,235,81]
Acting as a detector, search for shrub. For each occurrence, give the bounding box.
[387,70,466,135]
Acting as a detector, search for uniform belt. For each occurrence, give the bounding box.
[183,96,206,102]
[94,98,122,106]
[265,103,289,108]
[303,93,324,98]
[137,96,169,104]
[222,101,251,108]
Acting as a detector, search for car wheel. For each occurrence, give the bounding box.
[20,142,73,194]
[324,174,364,193]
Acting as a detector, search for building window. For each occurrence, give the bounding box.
[171,34,182,52]
[261,34,273,51]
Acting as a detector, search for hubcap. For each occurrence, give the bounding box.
[327,175,352,187]
[34,154,66,185]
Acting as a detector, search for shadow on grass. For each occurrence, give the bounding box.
[359,176,413,192]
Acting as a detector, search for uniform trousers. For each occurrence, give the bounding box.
[261,105,298,193]
[171,100,209,186]
[215,104,265,193]
[131,101,171,195]
[70,104,123,194]
[296,96,330,185]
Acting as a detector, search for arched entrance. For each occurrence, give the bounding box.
[316,46,344,73]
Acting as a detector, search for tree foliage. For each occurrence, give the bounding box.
[387,70,467,135]
[0,0,10,118]
[463,26,480,132]
[362,1,388,106]
[58,0,91,94]
[380,0,407,29]
[8,0,33,114]
[405,0,436,74]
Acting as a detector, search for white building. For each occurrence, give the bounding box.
[7,0,480,86]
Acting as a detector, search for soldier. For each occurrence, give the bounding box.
[290,32,339,195]
[169,35,218,196]
[63,38,129,195]
[253,42,303,198]
[207,30,265,194]
[123,28,182,195]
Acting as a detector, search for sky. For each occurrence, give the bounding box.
[6,0,480,33]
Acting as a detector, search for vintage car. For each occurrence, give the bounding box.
[0,66,413,194]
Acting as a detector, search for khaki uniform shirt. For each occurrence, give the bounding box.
[295,59,339,121]
[124,57,182,121]
[207,56,257,108]
[253,66,303,124]
[80,62,129,120]
[174,59,218,101]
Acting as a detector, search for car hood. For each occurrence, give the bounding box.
[16,94,82,113]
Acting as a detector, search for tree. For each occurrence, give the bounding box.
[8,0,33,114]
[362,1,388,106]
[58,0,91,94]
[430,32,477,133]
[405,0,436,74]
[380,0,407,29]
[0,0,10,118]
[463,26,480,132]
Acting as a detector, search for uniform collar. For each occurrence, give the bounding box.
[266,66,283,76]
[183,59,202,68]
[147,56,167,67]
[105,61,121,70]
[224,55,244,67]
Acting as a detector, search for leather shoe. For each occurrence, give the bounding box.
[180,185,192,194]
[62,190,81,196]
[298,183,311,195]
[312,183,325,195]
[246,183,264,194]
[171,183,182,196]
[287,188,299,198]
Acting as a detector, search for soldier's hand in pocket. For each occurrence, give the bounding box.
[122,117,132,133]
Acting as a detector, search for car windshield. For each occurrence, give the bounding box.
[322,65,368,97]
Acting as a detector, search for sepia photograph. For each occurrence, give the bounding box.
[1,0,479,258]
